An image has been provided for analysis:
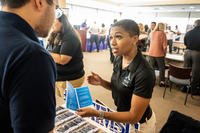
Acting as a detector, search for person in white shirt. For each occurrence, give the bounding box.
[99,23,107,49]
[88,21,99,52]
[165,26,174,53]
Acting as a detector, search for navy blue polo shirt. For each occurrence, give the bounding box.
[0,11,56,133]
[111,51,155,121]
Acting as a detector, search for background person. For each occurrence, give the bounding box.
[174,25,181,41]
[88,21,99,52]
[148,22,167,87]
[48,12,85,98]
[147,22,157,35]
[165,26,174,53]
[98,23,107,49]
[80,19,88,30]
[184,19,200,95]
[146,22,157,49]
[138,23,148,51]
[77,19,156,133]
[0,0,57,132]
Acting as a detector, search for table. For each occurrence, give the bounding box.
[142,52,184,66]
[173,41,186,54]
[166,53,184,62]
[165,53,184,66]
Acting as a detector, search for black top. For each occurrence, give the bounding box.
[111,51,155,121]
[51,32,85,81]
[184,26,200,51]
[0,11,56,133]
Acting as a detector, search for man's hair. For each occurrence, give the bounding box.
[111,19,140,36]
[194,19,200,27]
[0,0,53,8]
[151,22,156,25]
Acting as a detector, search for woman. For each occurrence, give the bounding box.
[148,22,167,87]
[48,11,85,98]
[77,19,156,133]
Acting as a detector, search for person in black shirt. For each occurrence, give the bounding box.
[0,0,58,133]
[77,19,156,132]
[48,10,85,98]
[184,19,200,95]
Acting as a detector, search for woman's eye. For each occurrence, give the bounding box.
[115,35,122,39]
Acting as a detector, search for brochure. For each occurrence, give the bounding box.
[65,82,93,110]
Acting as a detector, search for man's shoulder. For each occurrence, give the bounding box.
[185,29,196,38]
[0,27,52,66]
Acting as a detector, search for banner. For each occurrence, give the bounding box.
[91,101,140,133]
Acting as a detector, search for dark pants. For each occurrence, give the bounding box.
[90,34,99,52]
[99,36,106,49]
[167,39,173,53]
[184,50,200,93]
[149,56,165,82]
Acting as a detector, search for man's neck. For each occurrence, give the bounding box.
[2,5,36,30]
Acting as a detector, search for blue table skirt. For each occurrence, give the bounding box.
[85,38,108,52]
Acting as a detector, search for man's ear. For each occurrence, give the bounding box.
[34,0,43,11]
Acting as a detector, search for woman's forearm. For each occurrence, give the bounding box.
[50,53,71,65]
[101,79,112,91]
[94,111,139,125]
[50,53,60,64]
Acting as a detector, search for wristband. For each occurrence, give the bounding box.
[99,111,104,120]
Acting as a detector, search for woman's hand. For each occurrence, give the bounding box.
[76,107,99,117]
[87,72,102,86]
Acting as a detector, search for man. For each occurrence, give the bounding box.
[0,0,58,132]
[146,22,156,50]
[80,19,88,30]
[147,22,156,35]
[165,26,174,53]
[88,21,99,52]
[184,19,200,95]
[174,25,181,41]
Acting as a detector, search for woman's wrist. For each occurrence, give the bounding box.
[93,109,100,117]
[95,110,104,120]
[99,78,104,86]
[99,111,104,120]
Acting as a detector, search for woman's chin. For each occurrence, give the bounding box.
[113,51,119,56]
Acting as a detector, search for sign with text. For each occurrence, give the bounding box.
[91,101,140,133]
